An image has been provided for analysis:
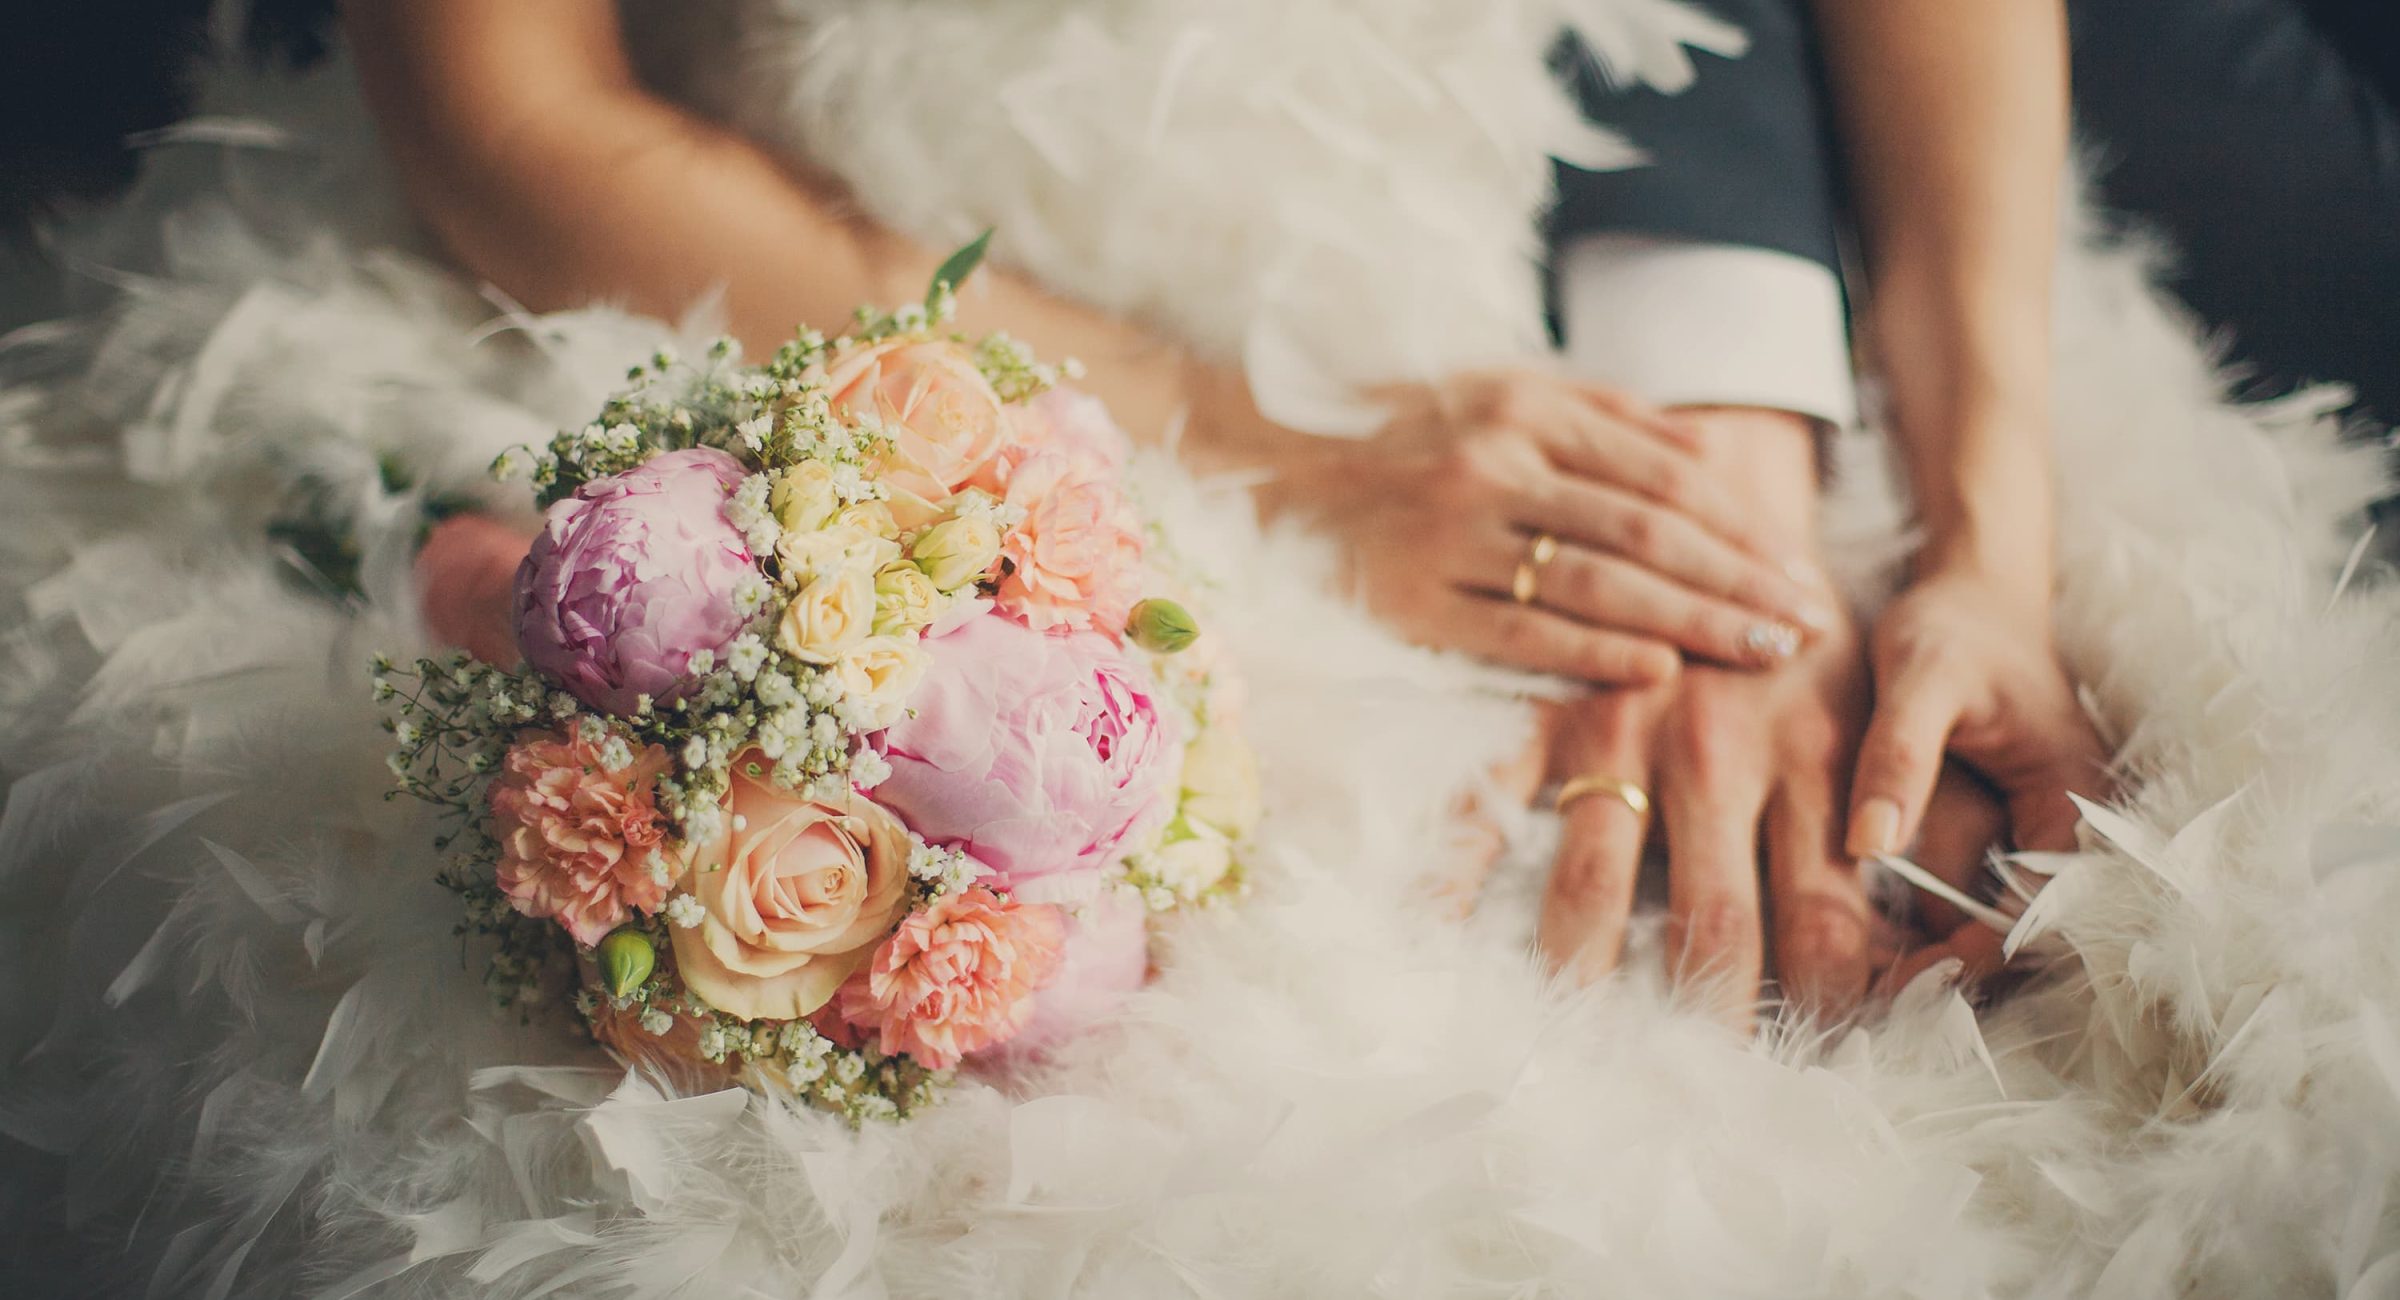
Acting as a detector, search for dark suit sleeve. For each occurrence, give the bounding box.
[1548,0,1846,278]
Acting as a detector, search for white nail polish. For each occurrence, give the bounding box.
[1742,622,1799,661]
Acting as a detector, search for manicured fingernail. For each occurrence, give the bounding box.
[1783,559,1824,586]
[1793,601,1838,634]
[1741,621,1800,662]
[1848,797,1901,857]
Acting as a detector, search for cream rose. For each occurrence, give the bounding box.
[668,761,914,1021]
[872,562,945,636]
[776,523,901,587]
[1179,722,1262,838]
[836,500,901,539]
[778,565,876,664]
[833,635,932,729]
[771,461,840,534]
[910,513,1002,591]
[1149,834,1236,896]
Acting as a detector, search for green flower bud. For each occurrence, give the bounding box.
[1125,598,1200,654]
[598,928,656,998]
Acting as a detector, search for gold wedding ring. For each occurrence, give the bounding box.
[1554,773,1650,823]
[1511,532,1560,605]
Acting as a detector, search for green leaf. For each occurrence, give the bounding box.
[926,228,995,309]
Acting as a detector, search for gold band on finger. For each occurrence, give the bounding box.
[1554,773,1650,822]
[1511,532,1561,606]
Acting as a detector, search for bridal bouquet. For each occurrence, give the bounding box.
[375,240,1256,1121]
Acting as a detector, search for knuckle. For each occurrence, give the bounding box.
[1614,507,1661,557]
[1491,611,1538,654]
[1549,851,1632,910]
[1645,457,1694,505]
[1475,375,1542,429]
[1867,735,1927,782]
[1679,894,1762,959]
[1779,902,1868,968]
[1551,556,1610,611]
[1440,442,1496,491]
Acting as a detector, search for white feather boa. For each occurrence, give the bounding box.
[4,1,2400,1296]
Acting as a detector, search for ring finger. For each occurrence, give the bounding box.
[1509,478,1831,636]
[1466,530,1804,669]
[1536,689,1668,984]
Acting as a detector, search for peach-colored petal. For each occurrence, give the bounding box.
[825,886,1067,1070]
[994,452,1146,639]
[666,757,915,1021]
[488,732,674,947]
[820,339,1010,498]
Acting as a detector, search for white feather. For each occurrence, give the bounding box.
[0,2,2397,1297]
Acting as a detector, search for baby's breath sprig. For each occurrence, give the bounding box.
[971,331,1063,404]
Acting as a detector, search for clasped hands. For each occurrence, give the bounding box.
[1281,370,2105,1024]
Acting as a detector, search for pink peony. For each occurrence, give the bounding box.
[514,447,756,716]
[973,889,1150,1066]
[820,338,1012,499]
[995,451,1146,638]
[825,885,1067,1070]
[488,732,674,946]
[871,613,1180,897]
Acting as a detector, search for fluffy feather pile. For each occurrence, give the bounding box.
[4,1,2400,1296]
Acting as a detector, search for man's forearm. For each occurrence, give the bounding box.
[1811,0,2070,592]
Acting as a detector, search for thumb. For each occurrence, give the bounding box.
[1847,665,1961,859]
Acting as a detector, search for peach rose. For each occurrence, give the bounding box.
[824,885,1067,1070]
[995,452,1146,637]
[669,760,915,1021]
[488,732,674,947]
[821,338,1011,498]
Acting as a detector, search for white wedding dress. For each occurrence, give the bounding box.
[6,2,2400,1296]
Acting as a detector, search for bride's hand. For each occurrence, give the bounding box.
[1256,372,1837,684]
[1847,560,2112,983]
[415,514,530,665]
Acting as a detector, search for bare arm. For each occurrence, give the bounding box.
[342,0,1221,447]
[1810,0,2069,594]
[357,0,1831,682]
[1808,1,2105,958]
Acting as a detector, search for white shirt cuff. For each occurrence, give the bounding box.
[1557,234,1858,430]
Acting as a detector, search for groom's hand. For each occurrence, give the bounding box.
[1535,407,1880,1025]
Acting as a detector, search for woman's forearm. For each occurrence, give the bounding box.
[1810,0,2069,592]
[342,0,1253,456]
